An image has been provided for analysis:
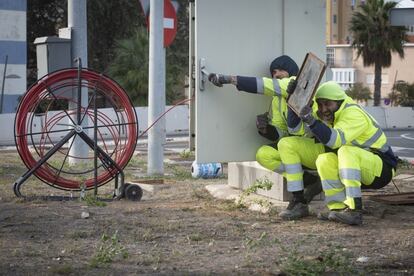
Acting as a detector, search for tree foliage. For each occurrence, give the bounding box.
[389,81,414,107]
[86,0,145,73]
[349,0,407,106]
[108,0,188,105]
[345,83,372,104]
[27,0,189,105]
[108,28,149,106]
[27,0,67,85]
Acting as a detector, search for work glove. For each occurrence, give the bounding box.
[256,112,269,133]
[208,73,232,87]
[286,79,297,95]
[299,105,316,126]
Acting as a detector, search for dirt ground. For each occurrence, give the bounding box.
[0,149,413,275]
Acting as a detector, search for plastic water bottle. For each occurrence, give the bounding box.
[191,161,223,179]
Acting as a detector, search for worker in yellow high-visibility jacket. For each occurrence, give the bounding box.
[208,55,321,203]
[277,81,397,225]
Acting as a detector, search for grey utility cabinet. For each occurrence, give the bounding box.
[34,36,72,79]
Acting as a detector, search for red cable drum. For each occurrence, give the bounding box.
[14,68,138,190]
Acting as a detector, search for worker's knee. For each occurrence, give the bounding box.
[256,145,269,165]
[277,136,298,152]
[315,152,337,170]
[256,145,276,167]
[337,145,359,158]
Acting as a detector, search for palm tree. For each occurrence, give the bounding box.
[349,0,407,106]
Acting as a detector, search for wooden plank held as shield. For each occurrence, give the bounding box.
[287,53,326,115]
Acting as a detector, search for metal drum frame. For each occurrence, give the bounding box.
[13,61,140,199]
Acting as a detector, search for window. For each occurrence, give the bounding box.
[326,47,335,67]
[333,14,337,24]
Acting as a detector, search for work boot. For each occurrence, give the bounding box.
[317,208,345,221]
[317,211,331,221]
[303,171,322,203]
[304,179,323,203]
[328,208,363,226]
[279,199,309,220]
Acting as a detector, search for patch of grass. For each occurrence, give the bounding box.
[274,239,357,275]
[216,199,246,211]
[127,156,146,167]
[136,251,163,266]
[397,158,414,170]
[179,149,194,159]
[244,231,268,249]
[81,194,107,207]
[244,177,273,195]
[187,232,205,243]
[166,164,192,180]
[49,264,74,275]
[237,177,273,206]
[141,229,158,242]
[89,230,128,267]
[192,186,211,200]
[69,231,90,240]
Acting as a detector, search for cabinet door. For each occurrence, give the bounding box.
[194,0,325,163]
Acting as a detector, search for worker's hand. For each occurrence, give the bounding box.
[299,106,316,125]
[208,73,232,87]
[256,112,269,133]
[286,79,297,95]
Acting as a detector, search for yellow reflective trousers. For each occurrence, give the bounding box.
[256,136,325,191]
[258,136,388,210]
[316,145,385,210]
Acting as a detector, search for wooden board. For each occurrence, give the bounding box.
[369,192,414,205]
[287,52,326,115]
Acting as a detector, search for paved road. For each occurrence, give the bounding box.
[385,130,414,160]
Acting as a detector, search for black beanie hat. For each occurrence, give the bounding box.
[269,55,299,77]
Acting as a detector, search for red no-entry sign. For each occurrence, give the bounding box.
[140,0,178,48]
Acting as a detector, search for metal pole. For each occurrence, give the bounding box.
[0,55,8,114]
[147,0,166,175]
[68,0,89,165]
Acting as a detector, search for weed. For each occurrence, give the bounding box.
[244,231,268,249]
[397,158,414,170]
[81,194,107,207]
[142,229,158,242]
[179,149,194,159]
[216,199,246,211]
[137,251,162,266]
[251,198,273,209]
[69,231,90,240]
[274,239,357,275]
[127,156,146,167]
[166,164,192,180]
[236,177,273,206]
[192,186,210,200]
[89,230,128,267]
[244,177,273,195]
[187,233,203,242]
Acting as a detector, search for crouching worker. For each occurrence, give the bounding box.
[298,81,397,225]
[208,55,321,204]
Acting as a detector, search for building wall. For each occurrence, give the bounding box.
[326,0,364,44]
[328,43,414,104]
[0,0,27,114]
[353,43,414,100]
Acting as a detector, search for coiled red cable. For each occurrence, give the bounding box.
[14,68,138,190]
